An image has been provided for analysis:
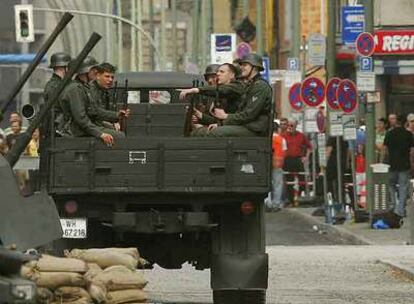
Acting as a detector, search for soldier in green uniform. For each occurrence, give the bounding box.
[179,63,245,133]
[90,62,118,111]
[203,64,220,86]
[60,58,128,146]
[43,52,71,133]
[204,53,272,137]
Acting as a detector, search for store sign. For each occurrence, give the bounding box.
[374,30,414,55]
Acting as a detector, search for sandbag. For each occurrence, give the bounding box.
[36,287,54,304]
[51,299,91,304]
[91,265,147,291]
[30,272,86,289]
[54,287,91,302]
[21,265,35,279]
[83,248,140,260]
[36,255,88,273]
[107,289,147,304]
[84,263,103,281]
[88,283,107,304]
[66,249,137,270]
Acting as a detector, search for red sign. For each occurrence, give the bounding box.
[301,77,325,107]
[325,78,341,111]
[337,79,357,113]
[356,32,375,57]
[316,109,325,133]
[288,83,304,111]
[374,30,414,55]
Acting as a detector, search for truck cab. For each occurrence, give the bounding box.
[43,72,272,304]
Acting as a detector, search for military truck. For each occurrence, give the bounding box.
[42,71,272,304]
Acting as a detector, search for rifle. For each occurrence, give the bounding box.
[183,80,198,136]
[120,79,128,135]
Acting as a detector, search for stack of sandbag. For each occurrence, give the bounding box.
[85,264,148,303]
[22,248,149,304]
[21,254,89,304]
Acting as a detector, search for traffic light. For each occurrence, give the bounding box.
[14,4,34,43]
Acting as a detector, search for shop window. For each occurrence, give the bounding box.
[390,75,414,93]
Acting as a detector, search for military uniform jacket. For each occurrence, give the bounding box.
[223,75,272,134]
[61,80,118,138]
[90,80,118,111]
[198,80,245,125]
[44,73,62,103]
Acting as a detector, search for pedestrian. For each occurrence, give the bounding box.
[25,128,40,157]
[6,120,22,149]
[3,112,27,136]
[388,113,397,130]
[0,135,8,156]
[375,117,387,163]
[383,114,414,218]
[406,113,414,177]
[265,121,287,211]
[325,136,349,203]
[201,53,272,137]
[282,118,312,205]
[279,117,288,136]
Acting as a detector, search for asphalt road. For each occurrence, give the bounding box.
[265,209,355,246]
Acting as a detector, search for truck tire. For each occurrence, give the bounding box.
[210,201,268,304]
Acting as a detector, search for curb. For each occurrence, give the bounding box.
[379,259,414,281]
[286,208,373,245]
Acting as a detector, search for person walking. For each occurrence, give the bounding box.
[384,114,414,218]
[265,121,287,211]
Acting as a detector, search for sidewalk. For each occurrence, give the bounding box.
[287,207,414,280]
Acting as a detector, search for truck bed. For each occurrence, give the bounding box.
[50,137,271,194]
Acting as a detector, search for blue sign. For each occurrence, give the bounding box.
[287,57,300,71]
[260,56,270,82]
[359,56,373,72]
[215,35,232,52]
[342,6,365,45]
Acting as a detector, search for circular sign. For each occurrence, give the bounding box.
[325,77,341,110]
[301,77,325,107]
[337,79,357,113]
[288,83,304,111]
[356,32,375,57]
[236,42,252,59]
[316,109,326,133]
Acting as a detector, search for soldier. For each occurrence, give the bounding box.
[179,63,245,131]
[203,64,220,85]
[44,52,71,132]
[60,58,128,146]
[90,62,118,111]
[202,53,272,137]
[87,56,100,82]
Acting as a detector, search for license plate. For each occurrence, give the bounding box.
[60,218,87,239]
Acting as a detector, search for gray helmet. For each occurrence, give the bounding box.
[77,56,99,74]
[49,52,71,68]
[239,53,264,71]
[204,64,220,78]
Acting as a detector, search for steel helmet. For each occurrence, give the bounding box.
[77,56,99,74]
[204,64,220,78]
[49,52,71,68]
[239,53,264,71]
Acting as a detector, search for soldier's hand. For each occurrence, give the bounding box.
[179,88,199,100]
[207,124,218,131]
[100,133,114,147]
[192,115,199,123]
[114,122,121,131]
[213,108,228,120]
[118,109,130,118]
[194,108,202,119]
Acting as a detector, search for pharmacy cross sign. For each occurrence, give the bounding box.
[337,79,357,113]
[301,77,325,107]
[288,83,304,111]
[356,32,375,57]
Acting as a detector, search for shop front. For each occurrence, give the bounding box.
[374,29,414,117]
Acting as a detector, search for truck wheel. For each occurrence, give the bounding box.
[213,290,266,304]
